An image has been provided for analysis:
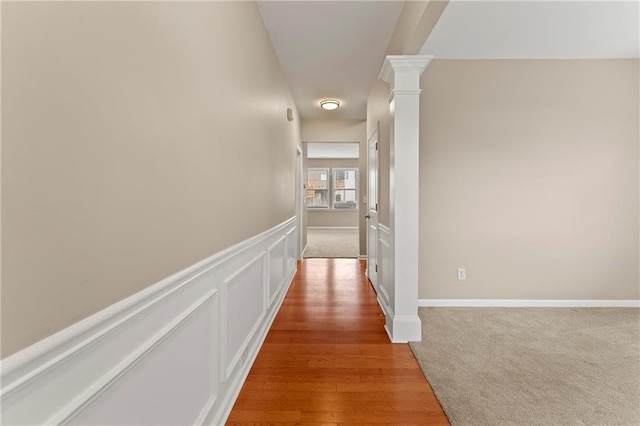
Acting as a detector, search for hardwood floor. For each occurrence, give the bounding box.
[226,258,450,425]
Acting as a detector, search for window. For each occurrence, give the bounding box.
[333,168,358,209]
[307,168,329,208]
[307,168,358,210]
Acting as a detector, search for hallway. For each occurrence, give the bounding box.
[304,229,360,258]
[227,258,449,424]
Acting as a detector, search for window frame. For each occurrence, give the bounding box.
[332,167,359,210]
[306,167,358,211]
[306,167,330,209]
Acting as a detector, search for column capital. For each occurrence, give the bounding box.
[378,55,433,84]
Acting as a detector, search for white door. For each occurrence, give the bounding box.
[295,146,304,259]
[366,129,379,289]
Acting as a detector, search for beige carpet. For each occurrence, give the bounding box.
[304,228,359,258]
[409,308,640,426]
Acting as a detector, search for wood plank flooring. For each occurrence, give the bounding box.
[226,258,449,425]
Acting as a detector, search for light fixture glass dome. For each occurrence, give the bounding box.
[320,99,340,110]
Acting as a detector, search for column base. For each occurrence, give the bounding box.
[385,314,422,343]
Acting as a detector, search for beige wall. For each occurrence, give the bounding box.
[307,158,359,228]
[302,120,365,143]
[419,59,639,300]
[365,0,447,227]
[301,120,367,255]
[1,2,300,358]
[308,211,358,228]
[308,158,359,169]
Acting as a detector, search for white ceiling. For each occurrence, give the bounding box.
[259,1,638,122]
[258,1,403,120]
[420,0,640,59]
[307,142,360,159]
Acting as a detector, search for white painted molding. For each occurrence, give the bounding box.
[307,209,360,213]
[389,314,422,344]
[378,55,432,344]
[0,216,299,426]
[358,255,367,260]
[52,289,219,425]
[418,299,640,308]
[377,224,392,310]
[379,55,433,84]
[267,236,287,308]
[211,263,296,426]
[307,226,358,230]
[378,223,391,234]
[1,217,296,384]
[222,253,267,382]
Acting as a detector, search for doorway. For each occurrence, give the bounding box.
[303,142,360,258]
[366,129,379,287]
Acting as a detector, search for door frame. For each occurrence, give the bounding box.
[366,125,379,289]
[296,145,304,259]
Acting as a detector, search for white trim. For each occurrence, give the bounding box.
[194,394,218,426]
[418,299,640,308]
[358,255,367,260]
[210,264,296,426]
[1,258,219,399]
[49,290,218,425]
[387,89,422,103]
[307,226,358,230]
[0,216,299,426]
[266,236,287,308]
[222,253,267,382]
[301,244,309,257]
[1,217,295,383]
[378,55,432,344]
[296,145,304,260]
[389,314,422,344]
[307,209,360,213]
[376,224,391,333]
[377,296,393,319]
[379,56,432,83]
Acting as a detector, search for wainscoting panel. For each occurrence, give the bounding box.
[377,224,394,318]
[268,236,286,308]
[285,226,297,273]
[223,254,266,382]
[0,217,298,426]
[68,291,219,425]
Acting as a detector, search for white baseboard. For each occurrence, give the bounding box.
[418,299,640,308]
[307,226,358,230]
[0,217,299,426]
[358,255,367,260]
[388,314,421,343]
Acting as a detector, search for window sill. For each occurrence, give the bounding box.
[307,208,359,212]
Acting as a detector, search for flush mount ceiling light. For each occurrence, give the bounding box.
[320,99,340,111]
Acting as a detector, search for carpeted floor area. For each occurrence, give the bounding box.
[409,307,640,426]
[304,228,359,258]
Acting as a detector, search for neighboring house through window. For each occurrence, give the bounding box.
[307,168,358,210]
[307,168,329,208]
[333,168,357,209]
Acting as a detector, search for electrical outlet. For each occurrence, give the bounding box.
[457,268,466,280]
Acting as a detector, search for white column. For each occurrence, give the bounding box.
[379,55,432,342]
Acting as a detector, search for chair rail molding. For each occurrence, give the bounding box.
[379,55,433,343]
[0,217,299,425]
